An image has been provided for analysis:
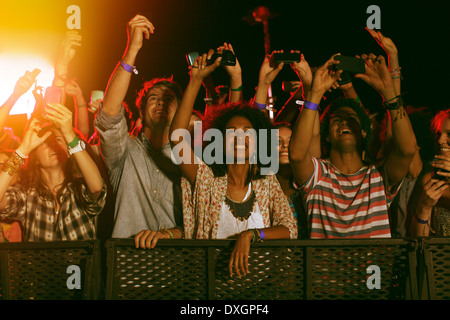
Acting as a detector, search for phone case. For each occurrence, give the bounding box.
[273,52,301,63]
[334,56,365,74]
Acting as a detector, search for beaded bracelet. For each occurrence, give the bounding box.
[160,227,174,239]
[1,152,26,177]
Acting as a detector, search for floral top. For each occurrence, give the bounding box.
[181,161,298,239]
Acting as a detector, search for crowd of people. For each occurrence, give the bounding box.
[1,15,449,277]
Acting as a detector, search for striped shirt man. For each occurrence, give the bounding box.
[297,157,401,238]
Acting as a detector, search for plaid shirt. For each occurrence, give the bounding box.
[0,179,107,241]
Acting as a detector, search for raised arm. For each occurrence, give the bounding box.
[102,15,155,117]
[275,52,321,158]
[220,43,243,103]
[0,119,52,210]
[355,54,417,189]
[289,55,342,186]
[366,28,401,95]
[53,31,82,104]
[169,51,222,185]
[44,103,104,198]
[65,79,89,139]
[0,70,39,130]
[253,51,285,114]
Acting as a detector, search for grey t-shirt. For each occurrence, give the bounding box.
[94,105,182,238]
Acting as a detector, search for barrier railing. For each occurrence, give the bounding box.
[0,240,101,300]
[417,237,450,300]
[105,238,419,300]
[2,238,449,300]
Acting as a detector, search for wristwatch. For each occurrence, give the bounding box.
[68,139,86,156]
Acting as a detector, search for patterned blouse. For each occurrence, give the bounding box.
[181,161,298,239]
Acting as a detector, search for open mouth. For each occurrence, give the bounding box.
[339,127,352,135]
[440,147,450,153]
[280,152,289,156]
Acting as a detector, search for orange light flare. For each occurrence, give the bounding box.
[0,54,55,115]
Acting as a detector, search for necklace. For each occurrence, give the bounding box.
[225,186,256,221]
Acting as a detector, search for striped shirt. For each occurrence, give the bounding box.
[297,158,400,239]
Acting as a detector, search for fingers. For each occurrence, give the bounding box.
[129,15,155,40]
[134,230,165,249]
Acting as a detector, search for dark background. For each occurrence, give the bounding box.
[2,0,450,136]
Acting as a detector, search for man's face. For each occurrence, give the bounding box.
[142,85,178,128]
[328,106,363,152]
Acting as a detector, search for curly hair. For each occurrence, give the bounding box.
[202,102,276,184]
[319,98,373,160]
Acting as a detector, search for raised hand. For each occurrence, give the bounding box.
[366,28,398,57]
[17,118,53,156]
[189,50,222,82]
[65,78,84,98]
[309,54,343,98]
[55,31,82,81]
[217,42,242,78]
[126,15,155,53]
[258,50,285,86]
[44,103,76,142]
[354,54,395,99]
[290,51,313,88]
[13,69,40,97]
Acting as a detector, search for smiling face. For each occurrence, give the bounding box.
[34,128,68,169]
[277,126,292,165]
[224,115,256,163]
[142,85,178,129]
[437,117,450,155]
[328,106,364,153]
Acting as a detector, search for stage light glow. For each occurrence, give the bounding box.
[0,54,54,115]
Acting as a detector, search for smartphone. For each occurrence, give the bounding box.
[36,86,62,120]
[273,52,301,64]
[334,56,365,74]
[337,71,352,86]
[186,51,199,66]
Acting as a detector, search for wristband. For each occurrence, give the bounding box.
[15,149,28,160]
[258,229,266,240]
[415,215,429,225]
[230,85,243,92]
[253,102,266,110]
[120,60,138,75]
[68,136,80,149]
[303,101,319,111]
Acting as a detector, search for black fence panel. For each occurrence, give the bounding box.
[418,237,450,300]
[0,241,101,300]
[105,239,418,300]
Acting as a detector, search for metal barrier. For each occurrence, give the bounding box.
[0,240,101,300]
[105,238,419,300]
[2,238,450,300]
[417,237,450,300]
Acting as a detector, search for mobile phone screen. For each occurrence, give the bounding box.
[186,52,199,65]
